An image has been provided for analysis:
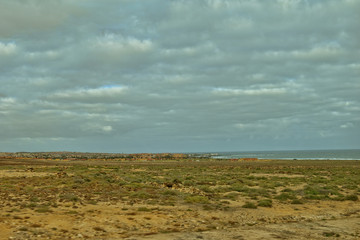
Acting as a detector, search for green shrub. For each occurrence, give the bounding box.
[249,188,270,198]
[183,180,194,186]
[257,199,272,207]
[138,207,151,212]
[344,194,358,201]
[162,189,178,196]
[275,193,296,201]
[242,202,257,209]
[223,192,239,200]
[130,191,151,199]
[291,199,304,204]
[185,195,209,204]
[86,200,98,205]
[198,186,214,193]
[231,184,251,193]
[323,231,340,237]
[35,206,52,213]
[65,210,78,214]
[59,193,79,202]
[303,185,341,200]
[30,197,40,202]
[281,188,294,193]
[26,203,38,208]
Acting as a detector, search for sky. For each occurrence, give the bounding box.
[0,0,359,153]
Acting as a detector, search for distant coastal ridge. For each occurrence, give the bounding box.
[0,149,359,160]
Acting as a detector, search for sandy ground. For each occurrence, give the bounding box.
[1,194,359,239]
[1,162,360,239]
[0,170,54,178]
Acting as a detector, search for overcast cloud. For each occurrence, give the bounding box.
[0,0,359,153]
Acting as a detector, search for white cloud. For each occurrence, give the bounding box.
[222,17,254,31]
[93,34,153,53]
[102,126,113,132]
[0,97,17,115]
[212,87,287,96]
[1,0,359,152]
[0,42,17,55]
[292,43,343,60]
[340,122,354,129]
[0,97,16,104]
[48,86,128,102]
[25,50,60,61]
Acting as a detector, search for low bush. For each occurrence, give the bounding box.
[242,202,257,209]
[185,195,209,204]
[275,193,296,201]
[344,194,358,201]
[291,199,304,204]
[257,199,272,207]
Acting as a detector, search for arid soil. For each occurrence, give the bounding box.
[0,158,359,239]
[1,197,360,239]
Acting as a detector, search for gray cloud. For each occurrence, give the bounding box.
[0,0,83,38]
[0,0,359,152]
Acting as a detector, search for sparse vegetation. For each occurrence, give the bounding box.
[242,202,257,209]
[0,156,359,239]
[257,199,273,207]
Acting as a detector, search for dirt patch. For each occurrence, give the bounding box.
[131,168,147,172]
[250,173,305,178]
[0,170,54,178]
[1,201,359,239]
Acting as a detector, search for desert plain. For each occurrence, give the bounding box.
[0,156,359,240]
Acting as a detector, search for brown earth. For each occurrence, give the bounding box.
[1,199,359,239]
[0,158,359,239]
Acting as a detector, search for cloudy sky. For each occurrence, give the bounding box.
[0,0,359,153]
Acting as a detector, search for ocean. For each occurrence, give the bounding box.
[211,149,360,160]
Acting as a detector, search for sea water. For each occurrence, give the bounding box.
[211,149,360,160]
